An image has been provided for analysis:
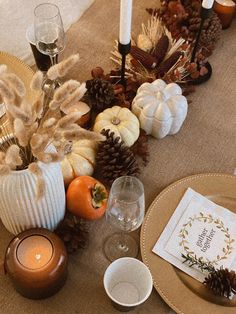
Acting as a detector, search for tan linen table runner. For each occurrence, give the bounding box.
[0,0,235,313]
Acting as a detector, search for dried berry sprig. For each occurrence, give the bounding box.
[182,253,215,273]
[182,253,236,299]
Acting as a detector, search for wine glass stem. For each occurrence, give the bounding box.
[118,232,129,252]
[50,55,58,66]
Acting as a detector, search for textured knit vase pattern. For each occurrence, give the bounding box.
[0,161,65,235]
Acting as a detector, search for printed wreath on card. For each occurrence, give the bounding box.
[179,212,235,265]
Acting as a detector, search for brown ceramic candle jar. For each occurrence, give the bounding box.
[4,228,68,299]
[214,0,236,29]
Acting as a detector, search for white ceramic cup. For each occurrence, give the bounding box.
[103,257,153,311]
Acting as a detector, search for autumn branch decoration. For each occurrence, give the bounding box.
[110,14,207,91]
[147,0,222,56]
[0,54,105,198]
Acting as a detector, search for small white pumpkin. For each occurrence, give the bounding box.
[132,79,188,139]
[61,139,96,187]
[93,106,140,147]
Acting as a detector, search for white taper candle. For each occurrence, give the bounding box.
[202,0,214,9]
[119,0,133,45]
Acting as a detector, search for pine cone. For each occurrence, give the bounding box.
[204,268,236,298]
[200,12,222,47]
[96,129,140,183]
[188,17,201,31]
[156,51,182,77]
[153,35,169,66]
[55,213,89,254]
[86,78,115,112]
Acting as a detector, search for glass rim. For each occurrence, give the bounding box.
[34,3,60,19]
[25,24,35,44]
[109,176,144,204]
[111,175,144,189]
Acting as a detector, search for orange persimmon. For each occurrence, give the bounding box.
[66,176,108,220]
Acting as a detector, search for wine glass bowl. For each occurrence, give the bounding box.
[34,3,65,63]
[104,176,145,261]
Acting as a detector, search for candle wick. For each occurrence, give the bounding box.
[35,254,41,261]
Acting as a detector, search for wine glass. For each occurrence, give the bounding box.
[103,176,145,262]
[34,3,65,66]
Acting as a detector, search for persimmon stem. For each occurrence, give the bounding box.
[91,183,107,208]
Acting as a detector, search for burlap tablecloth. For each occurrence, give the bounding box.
[0,0,235,313]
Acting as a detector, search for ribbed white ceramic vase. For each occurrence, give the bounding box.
[0,161,65,235]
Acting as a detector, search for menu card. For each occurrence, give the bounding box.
[153,188,236,282]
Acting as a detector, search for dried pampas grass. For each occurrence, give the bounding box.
[30,71,44,91]
[63,129,105,142]
[5,144,22,168]
[0,164,10,175]
[14,118,28,147]
[60,83,87,113]
[29,162,45,200]
[54,80,80,102]
[57,111,82,129]
[7,104,32,125]
[3,73,26,98]
[33,95,44,118]
[47,54,80,80]
[43,118,57,129]
[0,151,6,162]
[0,80,14,101]
[0,65,7,75]
[0,54,104,199]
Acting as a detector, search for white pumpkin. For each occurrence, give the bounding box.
[132,79,188,139]
[93,106,140,147]
[61,139,96,187]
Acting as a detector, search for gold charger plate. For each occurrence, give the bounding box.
[140,173,236,314]
[0,51,35,134]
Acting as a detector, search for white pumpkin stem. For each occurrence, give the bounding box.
[64,142,73,155]
[111,117,120,125]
